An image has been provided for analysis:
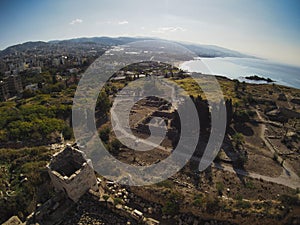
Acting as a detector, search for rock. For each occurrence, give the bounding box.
[278,93,287,101]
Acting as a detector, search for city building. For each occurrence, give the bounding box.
[5,75,23,96]
[0,80,9,101]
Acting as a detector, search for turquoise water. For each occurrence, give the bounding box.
[180,57,300,89]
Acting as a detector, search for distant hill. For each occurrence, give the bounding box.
[181,43,253,58]
[0,36,254,58]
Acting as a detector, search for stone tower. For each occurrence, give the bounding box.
[47,144,98,202]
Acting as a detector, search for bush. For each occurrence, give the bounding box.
[110,138,122,154]
[236,153,248,167]
[279,194,299,206]
[157,180,174,188]
[22,89,36,98]
[99,127,110,143]
[234,110,251,122]
[193,194,204,207]
[162,200,179,215]
[236,200,251,209]
[206,197,220,213]
[216,182,224,195]
[113,197,123,205]
[62,126,73,140]
[245,181,255,189]
[234,194,243,201]
[232,132,244,150]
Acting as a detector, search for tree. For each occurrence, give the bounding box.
[241,81,246,92]
[103,194,109,207]
[110,138,122,155]
[162,200,179,215]
[96,91,110,118]
[234,79,240,92]
[52,74,57,84]
[216,182,224,196]
[99,126,110,143]
[232,132,244,150]
[22,89,35,98]
[62,126,73,140]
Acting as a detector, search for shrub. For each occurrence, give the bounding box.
[99,127,110,143]
[162,200,179,215]
[245,181,255,189]
[236,200,251,209]
[232,132,244,150]
[216,182,224,195]
[193,194,204,207]
[157,180,173,188]
[110,138,122,154]
[234,110,250,122]
[234,194,243,201]
[113,197,123,205]
[206,197,220,213]
[279,194,299,206]
[62,126,73,140]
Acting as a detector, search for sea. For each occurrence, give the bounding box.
[179,57,300,90]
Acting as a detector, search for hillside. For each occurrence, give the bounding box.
[0,37,253,59]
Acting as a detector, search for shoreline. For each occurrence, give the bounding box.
[179,57,300,90]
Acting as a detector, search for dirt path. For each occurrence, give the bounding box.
[214,162,300,189]
[205,109,300,189]
[255,109,299,176]
[218,108,300,189]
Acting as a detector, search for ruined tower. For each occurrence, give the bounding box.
[47,144,98,202]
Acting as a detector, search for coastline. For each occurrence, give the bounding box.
[179,57,300,90]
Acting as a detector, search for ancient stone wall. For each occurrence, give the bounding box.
[47,146,98,202]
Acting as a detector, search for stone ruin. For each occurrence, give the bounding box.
[47,144,98,202]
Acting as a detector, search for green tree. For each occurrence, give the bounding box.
[62,126,73,140]
[96,91,111,118]
[110,138,122,154]
[232,132,244,150]
[99,126,110,143]
[216,182,224,196]
[234,79,240,92]
[22,89,36,98]
[103,194,109,207]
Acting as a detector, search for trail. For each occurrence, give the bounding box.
[215,108,300,189]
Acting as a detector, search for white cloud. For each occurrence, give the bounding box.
[70,18,83,25]
[97,20,129,25]
[118,20,129,25]
[152,26,186,34]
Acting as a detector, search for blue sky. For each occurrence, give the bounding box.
[1,0,299,66]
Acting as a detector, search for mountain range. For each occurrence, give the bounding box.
[0,36,254,59]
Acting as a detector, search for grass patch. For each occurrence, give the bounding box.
[156,179,174,188]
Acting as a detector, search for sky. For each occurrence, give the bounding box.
[0,0,299,66]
